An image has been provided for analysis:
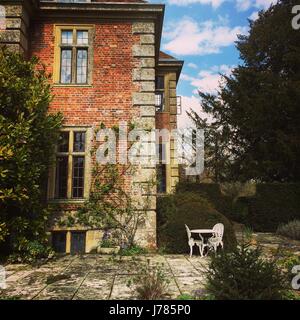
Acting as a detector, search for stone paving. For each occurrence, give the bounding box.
[0,254,209,300]
[1,232,299,300]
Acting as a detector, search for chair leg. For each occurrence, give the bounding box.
[221,241,224,249]
[189,245,193,257]
[198,244,203,257]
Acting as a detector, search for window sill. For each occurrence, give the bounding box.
[52,84,92,88]
[48,199,86,204]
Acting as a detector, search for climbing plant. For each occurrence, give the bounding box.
[58,123,155,248]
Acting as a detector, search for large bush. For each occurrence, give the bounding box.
[0,48,62,258]
[243,183,300,232]
[206,243,288,300]
[176,182,233,219]
[157,192,237,253]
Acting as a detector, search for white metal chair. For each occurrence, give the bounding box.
[185,224,204,257]
[208,223,224,254]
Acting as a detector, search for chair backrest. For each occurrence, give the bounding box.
[212,223,224,238]
[185,224,192,240]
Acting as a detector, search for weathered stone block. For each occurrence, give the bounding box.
[140,34,155,44]
[4,5,22,17]
[5,18,22,29]
[140,58,155,68]
[170,97,177,105]
[133,68,155,81]
[0,43,23,53]
[133,116,155,131]
[132,92,155,105]
[141,105,156,117]
[132,44,154,57]
[169,89,177,97]
[0,29,21,42]
[132,195,156,210]
[132,22,155,34]
[140,81,155,92]
[133,168,156,183]
[169,80,177,89]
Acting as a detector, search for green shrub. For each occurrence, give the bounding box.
[231,196,250,225]
[277,220,300,241]
[127,259,170,300]
[119,245,148,256]
[176,182,233,219]
[157,192,237,253]
[8,240,54,264]
[206,243,288,300]
[246,183,300,232]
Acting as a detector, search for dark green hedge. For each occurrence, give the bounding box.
[176,182,233,219]
[157,192,237,253]
[174,182,300,232]
[244,183,300,232]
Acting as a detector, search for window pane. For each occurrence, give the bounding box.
[61,30,73,45]
[58,132,69,152]
[157,164,166,193]
[76,49,88,84]
[77,30,89,45]
[155,92,164,112]
[155,76,164,90]
[55,156,68,198]
[72,156,85,198]
[73,132,86,152]
[156,143,166,164]
[60,49,72,84]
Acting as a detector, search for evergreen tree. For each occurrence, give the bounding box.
[0,48,62,256]
[190,0,300,182]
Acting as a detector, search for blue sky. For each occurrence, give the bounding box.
[150,0,275,127]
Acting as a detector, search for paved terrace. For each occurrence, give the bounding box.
[1,233,299,300]
[0,255,208,300]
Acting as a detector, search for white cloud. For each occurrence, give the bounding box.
[167,0,225,8]
[236,0,252,11]
[187,62,198,69]
[178,95,214,128]
[254,0,274,10]
[181,73,195,81]
[167,0,276,11]
[181,64,234,95]
[236,0,275,11]
[163,17,248,56]
[249,11,259,20]
[178,65,234,128]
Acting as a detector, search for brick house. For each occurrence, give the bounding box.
[0,0,183,253]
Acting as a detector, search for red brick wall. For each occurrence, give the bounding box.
[29,21,142,212]
[156,112,170,130]
[30,22,140,127]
